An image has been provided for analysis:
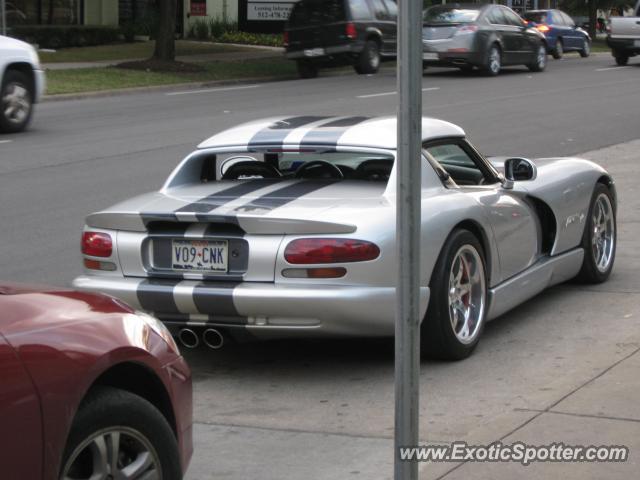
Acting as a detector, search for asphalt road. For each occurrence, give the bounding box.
[1,52,639,479]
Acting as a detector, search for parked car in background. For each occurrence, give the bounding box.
[607,0,640,65]
[523,9,591,59]
[0,283,192,479]
[0,34,45,133]
[422,4,547,75]
[284,0,397,78]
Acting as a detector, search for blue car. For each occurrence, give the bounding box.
[523,9,591,59]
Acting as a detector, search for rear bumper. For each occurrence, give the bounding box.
[606,36,640,55]
[422,50,485,68]
[72,275,429,338]
[285,43,361,64]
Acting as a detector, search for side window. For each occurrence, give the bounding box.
[487,8,506,25]
[349,0,372,20]
[424,143,489,186]
[502,8,523,26]
[381,0,397,19]
[551,11,565,25]
[561,12,575,27]
[367,0,390,20]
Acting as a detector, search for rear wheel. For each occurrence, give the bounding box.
[614,54,629,66]
[579,38,591,57]
[575,184,616,283]
[552,39,563,59]
[422,229,487,360]
[355,39,381,74]
[296,59,318,79]
[528,43,547,72]
[0,70,33,133]
[60,387,182,480]
[482,44,501,76]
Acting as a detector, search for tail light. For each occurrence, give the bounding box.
[455,24,478,35]
[82,232,112,257]
[285,238,380,264]
[346,22,357,40]
[283,31,289,47]
[536,24,551,33]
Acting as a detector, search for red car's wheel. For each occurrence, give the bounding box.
[60,387,182,480]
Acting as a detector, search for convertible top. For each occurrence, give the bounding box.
[197,115,466,151]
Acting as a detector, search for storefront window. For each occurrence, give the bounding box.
[7,0,81,25]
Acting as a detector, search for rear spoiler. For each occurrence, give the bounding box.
[86,211,357,235]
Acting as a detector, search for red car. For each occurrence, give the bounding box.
[0,283,193,479]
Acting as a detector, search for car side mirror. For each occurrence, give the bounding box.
[505,157,537,181]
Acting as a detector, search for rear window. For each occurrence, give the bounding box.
[523,11,548,24]
[349,0,372,20]
[198,151,395,183]
[289,0,346,26]
[423,7,480,24]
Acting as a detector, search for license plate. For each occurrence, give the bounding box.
[423,52,439,60]
[635,40,640,47]
[304,47,325,57]
[171,239,228,272]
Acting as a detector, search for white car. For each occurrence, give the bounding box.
[0,35,46,133]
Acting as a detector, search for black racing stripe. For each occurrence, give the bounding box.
[237,179,336,211]
[175,179,280,214]
[137,279,181,314]
[300,116,370,146]
[248,116,331,147]
[192,282,241,317]
[141,212,178,226]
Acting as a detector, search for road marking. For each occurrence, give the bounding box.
[595,66,629,72]
[357,87,440,99]
[0,140,13,144]
[166,85,261,96]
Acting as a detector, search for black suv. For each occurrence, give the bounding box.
[284,0,397,78]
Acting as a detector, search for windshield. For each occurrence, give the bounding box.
[523,12,548,23]
[423,7,480,24]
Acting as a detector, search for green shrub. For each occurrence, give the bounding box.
[190,18,210,40]
[216,31,283,47]
[9,25,120,49]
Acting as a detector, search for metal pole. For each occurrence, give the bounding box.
[1,0,7,37]
[394,0,422,478]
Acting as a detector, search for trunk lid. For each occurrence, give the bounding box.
[91,180,388,282]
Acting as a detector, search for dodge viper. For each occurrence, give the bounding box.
[73,116,616,359]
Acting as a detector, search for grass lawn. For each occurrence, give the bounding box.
[39,40,245,63]
[46,58,298,95]
[591,38,610,53]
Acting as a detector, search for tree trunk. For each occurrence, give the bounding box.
[588,0,597,41]
[153,0,177,61]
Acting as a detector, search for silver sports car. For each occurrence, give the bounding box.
[73,116,616,359]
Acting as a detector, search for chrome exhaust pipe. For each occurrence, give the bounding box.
[178,328,200,349]
[202,328,224,350]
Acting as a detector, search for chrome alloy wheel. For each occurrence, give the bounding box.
[489,47,501,74]
[591,193,615,273]
[2,82,31,126]
[583,39,590,56]
[448,245,486,345]
[61,427,162,480]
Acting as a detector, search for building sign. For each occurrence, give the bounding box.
[247,1,295,21]
[191,0,207,16]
